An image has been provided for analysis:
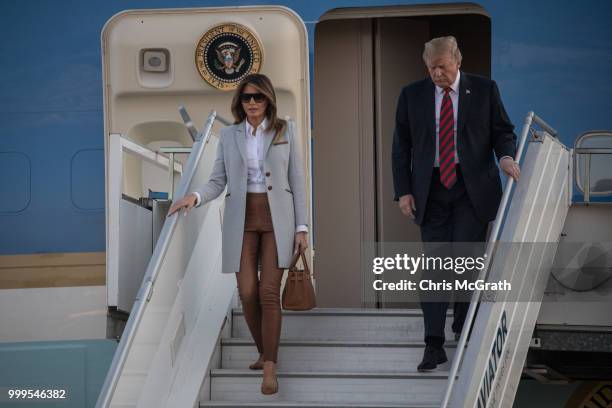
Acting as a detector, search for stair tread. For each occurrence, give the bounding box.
[233,308,452,317]
[222,338,458,348]
[201,402,437,407]
[210,369,449,379]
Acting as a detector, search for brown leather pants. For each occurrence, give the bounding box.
[236,193,284,363]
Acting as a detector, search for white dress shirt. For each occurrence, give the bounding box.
[192,118,308,233]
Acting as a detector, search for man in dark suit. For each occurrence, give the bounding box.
[391,36,520,371]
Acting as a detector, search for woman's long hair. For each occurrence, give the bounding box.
[231,73,287,142]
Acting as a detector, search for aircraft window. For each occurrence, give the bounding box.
[575,131,612,196]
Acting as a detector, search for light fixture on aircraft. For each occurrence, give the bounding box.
[143,49,169,72]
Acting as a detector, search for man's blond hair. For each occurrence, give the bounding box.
[422,36,463,65]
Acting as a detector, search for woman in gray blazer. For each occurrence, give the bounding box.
[168,74,308,395]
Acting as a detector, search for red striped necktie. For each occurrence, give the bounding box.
[439,87,457,189]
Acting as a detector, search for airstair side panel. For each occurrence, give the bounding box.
[495,136,571,406]
[135,196,234,408]
[450,133,571,408]
[107,133,229,408]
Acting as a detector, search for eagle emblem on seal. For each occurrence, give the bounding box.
[214,42,245,75]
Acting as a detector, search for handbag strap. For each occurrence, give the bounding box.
[289,249,312,277]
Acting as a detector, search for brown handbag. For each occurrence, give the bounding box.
[282,250,316,311]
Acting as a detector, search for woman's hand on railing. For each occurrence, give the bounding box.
[167,193,198,217]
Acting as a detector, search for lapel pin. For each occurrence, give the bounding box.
[466,89,471,94]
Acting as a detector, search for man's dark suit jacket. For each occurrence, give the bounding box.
[392,72,517,225]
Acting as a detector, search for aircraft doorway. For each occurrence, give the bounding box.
[313,5,491,307]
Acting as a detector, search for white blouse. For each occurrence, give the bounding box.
[245,118,269,193]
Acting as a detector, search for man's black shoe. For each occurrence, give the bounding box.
[417,346,448,372]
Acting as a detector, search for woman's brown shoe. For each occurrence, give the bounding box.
[249,354,264,370]
[261,361,278,395]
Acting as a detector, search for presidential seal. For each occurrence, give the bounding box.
[195,23,263,90]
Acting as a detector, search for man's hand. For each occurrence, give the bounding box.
[167,193,198,217]
[294,231,308,254]
[399,194,416,220]
[500,157,520,181]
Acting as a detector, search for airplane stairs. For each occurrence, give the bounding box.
[96,112,571,408]
[200,308,454,407]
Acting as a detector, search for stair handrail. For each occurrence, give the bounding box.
[440,111,557,408]
[95,110,221,408]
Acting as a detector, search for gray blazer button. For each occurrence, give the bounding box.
[268,186,273,191]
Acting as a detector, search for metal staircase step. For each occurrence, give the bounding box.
[221,338,456,372]
[200,402,438,407]
[232,308,454,341]
[209,369,447,404]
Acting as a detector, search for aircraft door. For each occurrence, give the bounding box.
[102,6,311,311]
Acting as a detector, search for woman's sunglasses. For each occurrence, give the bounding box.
[240,93,266,103]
